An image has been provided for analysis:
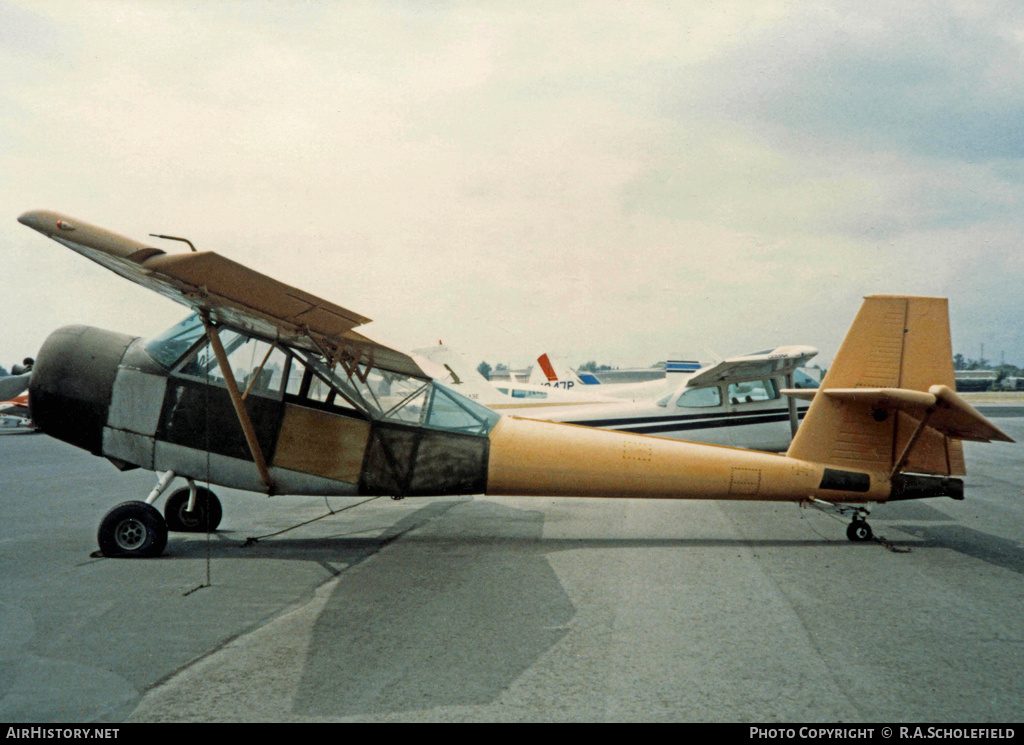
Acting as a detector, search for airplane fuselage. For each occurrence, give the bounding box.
[29,321,886,506]
[17,209,999,558]
[504,379,808,452]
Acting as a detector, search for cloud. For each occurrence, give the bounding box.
[691,1,1024,163]
[1,1,1023,371]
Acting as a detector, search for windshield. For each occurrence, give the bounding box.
[144,313,206,368]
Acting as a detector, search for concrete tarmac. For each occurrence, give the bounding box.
[2,421,1024,722]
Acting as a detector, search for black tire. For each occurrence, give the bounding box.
[98,501,168,558]
[846,520,873,542]
[164,487,222,533]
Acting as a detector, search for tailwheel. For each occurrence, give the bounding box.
[846,519,873,542]
[98,501,168,558]
[164,486,222,533]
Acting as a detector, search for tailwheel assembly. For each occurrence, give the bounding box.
[806,498,875,543]
[846,518,873,542]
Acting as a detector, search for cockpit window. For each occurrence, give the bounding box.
[297,351,501,435]
[152,315,502,436]
[425,383,501,435]
[144,313,207,368]
[176,328,288,399]
[727,379,779,405]
[675,386,722,408]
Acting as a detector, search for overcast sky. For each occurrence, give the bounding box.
[3,0,1023,373]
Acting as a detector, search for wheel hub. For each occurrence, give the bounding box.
[114,518,147,550]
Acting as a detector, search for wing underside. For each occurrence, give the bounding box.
[685,348,818,388]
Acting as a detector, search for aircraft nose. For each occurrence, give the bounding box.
[30,326,137,454]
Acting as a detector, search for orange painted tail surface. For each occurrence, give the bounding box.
[786,296,966,476]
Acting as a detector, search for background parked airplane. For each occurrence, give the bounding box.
[413,345,624,408]
[528,352,677,398]
[421,344,818,451]
[0,359,34,427]
[506,346,819,451]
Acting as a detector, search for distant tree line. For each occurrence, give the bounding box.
[953,354,1023,389]
[476,360,618,379]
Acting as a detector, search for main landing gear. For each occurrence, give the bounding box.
[96,472,222,558]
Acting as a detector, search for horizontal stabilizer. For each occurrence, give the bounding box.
[823,385,1013,443]
[786,295,1009,479]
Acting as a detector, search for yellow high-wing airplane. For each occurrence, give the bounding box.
[15,210,1014,557]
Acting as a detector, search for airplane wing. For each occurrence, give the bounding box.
[685,346,818,388]
[0,400,29,417]
[18,210,426,378]
[0,372,31,401]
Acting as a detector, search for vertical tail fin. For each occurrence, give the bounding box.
[530,354,590,387]
[411,345,509,407]
[786,296,967,475]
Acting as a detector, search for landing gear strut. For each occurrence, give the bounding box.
[96,472,223,558]
[806,498,875,543]
[164,486,223,532]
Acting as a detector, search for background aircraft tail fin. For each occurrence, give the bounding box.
[412,345,507,406]
[786,295,1010,476]
[531,354,589,386]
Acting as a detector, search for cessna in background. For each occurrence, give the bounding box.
[13,209,1013,558]
[424,344,819,451]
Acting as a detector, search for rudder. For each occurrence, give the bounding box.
[786,295,964,476]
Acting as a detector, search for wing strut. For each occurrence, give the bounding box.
[200,312,275,493]
[785,372,799,437]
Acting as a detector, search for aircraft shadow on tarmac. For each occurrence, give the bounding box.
[91,493,1024,718]
[888,523,1024,575]
[155,497,1014,718]
[873,488,1024,575]
[287,499,575,717]
[160,510,912,564]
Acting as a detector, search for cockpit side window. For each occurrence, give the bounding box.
[175,327,288,399]
[297,350,500,435]
[675,386,722,408]
[727,379,780,405]
[283,356,363,416]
